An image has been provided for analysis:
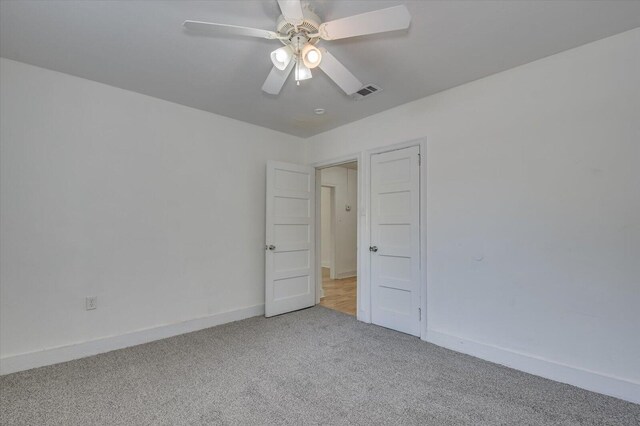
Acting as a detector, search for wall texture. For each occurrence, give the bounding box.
[307,29,640,401]
[0,58,305,370]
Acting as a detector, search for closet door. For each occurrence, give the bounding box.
[370,146,420,336]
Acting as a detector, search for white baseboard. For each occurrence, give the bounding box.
[335,270,356,279]
[425,329,640,404]
[0,304,264,376]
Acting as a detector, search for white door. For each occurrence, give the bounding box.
[265,161,315,317]
[370,146,421,336]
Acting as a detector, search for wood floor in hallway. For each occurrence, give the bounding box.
[319,267,357,316]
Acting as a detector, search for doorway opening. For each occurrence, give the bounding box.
[318,162,358,316]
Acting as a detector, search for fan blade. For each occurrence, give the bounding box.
[277,0,304,26]
[318,5,411,41]
[318,49,362,95]
[262,60,295,95]
[183,20,278,39]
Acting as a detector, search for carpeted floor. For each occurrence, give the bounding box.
[1,306,638,425]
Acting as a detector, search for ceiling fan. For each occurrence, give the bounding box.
[183,0,411,96]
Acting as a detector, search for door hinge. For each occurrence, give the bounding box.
[419,308,422,321]
[418,153,421,165]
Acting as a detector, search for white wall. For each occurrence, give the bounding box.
[307,29,640,402]
[0,58,305,371]
[320,186,332,269]
[321,166,357,278]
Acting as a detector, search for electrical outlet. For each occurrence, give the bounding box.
[86,296,97,310]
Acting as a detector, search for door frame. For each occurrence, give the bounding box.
[313,155,361,307]
[311,138,427,338]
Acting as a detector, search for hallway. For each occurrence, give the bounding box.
[319,267,356,316]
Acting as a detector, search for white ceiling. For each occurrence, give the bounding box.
[1,1,639,138]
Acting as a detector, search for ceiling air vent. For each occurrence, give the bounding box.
[353,84,382,100]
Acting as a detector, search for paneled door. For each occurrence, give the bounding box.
[265,161,315,317]
[370,146,421,336]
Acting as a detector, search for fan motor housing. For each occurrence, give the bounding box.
[276,8,321,43]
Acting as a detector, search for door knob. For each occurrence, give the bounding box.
[268,245,276,251]
[369,246,378,252]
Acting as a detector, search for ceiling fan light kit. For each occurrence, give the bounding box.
[295,60,312,83]
[184,1,411,95]
[301,44,322,69]
[270,46,294,70]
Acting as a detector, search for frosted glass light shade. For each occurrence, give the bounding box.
[270,46,293,70]
[302,44,322,69]
[295,60,312,81]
